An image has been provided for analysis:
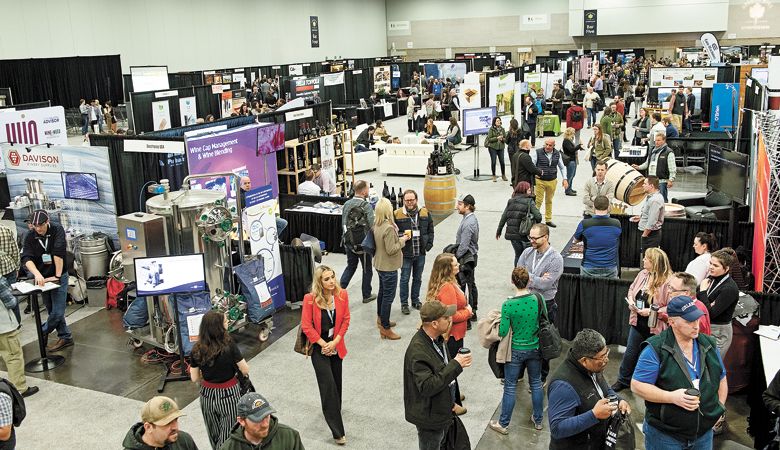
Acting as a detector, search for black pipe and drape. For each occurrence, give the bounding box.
[0,55,123,107]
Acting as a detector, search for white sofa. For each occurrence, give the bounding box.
[377,143,434,176]
[345,150,378,173]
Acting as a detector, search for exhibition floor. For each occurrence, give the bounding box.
[0,118,753,449]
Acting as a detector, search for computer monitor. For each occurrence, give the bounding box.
[61,172,100,201]
[134,254,206,296]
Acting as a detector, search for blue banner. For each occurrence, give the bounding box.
[710,83,740,132]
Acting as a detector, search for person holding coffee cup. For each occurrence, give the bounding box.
[631,296,728,449]
[404,300,472,450]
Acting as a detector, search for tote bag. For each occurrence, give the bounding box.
[535,293,562,360]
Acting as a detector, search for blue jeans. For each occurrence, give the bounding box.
[587,108,596,127]
[617,325,649,386]
[340,248,373,299]
[659,182,668,203]
[510,240,527,266]
[81,113,89,135]
[42,272,72,341]
[416,425,449,450]
[275,217,288,237]
[643,421,713,450]
[612,138,622,157]
[355,144,370,153]
[500,348,543,427]
[400,255,426,307]
[377,270,397,329]
[565,160,576,193]
[580,266,618,278]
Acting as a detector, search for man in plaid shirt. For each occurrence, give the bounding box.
[0,276,38,399]
[0,225,19,323]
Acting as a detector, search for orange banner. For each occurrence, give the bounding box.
[752,131,770,291]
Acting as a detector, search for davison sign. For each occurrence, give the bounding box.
[0,106,68,146]
[4,145,64,172]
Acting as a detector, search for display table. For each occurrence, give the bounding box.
[282,202,344,253]
[373,102,398,121]
[357,107,374,125]
[12,281,65,372]
[541,114,561,136]
[560,234,583,274]
[617,145,648,166]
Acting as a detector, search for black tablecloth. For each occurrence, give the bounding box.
[357,107,374,125]
[279,244,314,304]
[373,102,398,121]
[281,203,344,254]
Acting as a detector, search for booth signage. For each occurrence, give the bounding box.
[387,20,410,32]
[243,183,286,309]
[289,64,304,76]
[154,90,178,99]
[649,67,718,88]
[310,16,319,48]
[289,77,321,101]
[584,10,597,36]
[284,108,314,121]
[710,83,740,132]
[0,106,67,146]
[323,72,345,86]
[124,139,185,155]
[4,144,63,172]
[151,101,171,131]
[700,33,722,63]
[179,97,197,126]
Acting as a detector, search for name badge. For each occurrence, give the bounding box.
[692,379,700,389]
[328,328,334,338]
[42,254,52,264]
[412,230,421,237]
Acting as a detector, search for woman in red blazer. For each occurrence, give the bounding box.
[425,252,472,415]
[301,265,351,445]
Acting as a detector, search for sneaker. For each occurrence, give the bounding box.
[362,294,377,304]
[610,381,628,393]
[401,305,410,315]
[530,415,543,431]
[412,302,422,310]
[334,436,347,445]
[21,386,39,398]
[489,420,509,435]
[565,191,576,196]
[546,222,557,228]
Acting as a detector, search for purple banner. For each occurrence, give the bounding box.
[186,123,281,198]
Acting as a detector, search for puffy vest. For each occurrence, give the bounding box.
[536,148,561,181]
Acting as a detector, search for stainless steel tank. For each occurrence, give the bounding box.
[79,234,110,280]
[146,190,228,297]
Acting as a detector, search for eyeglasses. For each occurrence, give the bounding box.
[587,348,610,361]
[529,235,548,241]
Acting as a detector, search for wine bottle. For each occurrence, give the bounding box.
[298,124,305,142]
[320,122,326,137]
[302,123,310,141]
[397,187,403,207]
[382,181,390,201]
[390,187,396,207]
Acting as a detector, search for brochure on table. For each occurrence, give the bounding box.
[649,67,718,88]
[243,184,285,309]
[152,101,171,131]
[0,106,68,146]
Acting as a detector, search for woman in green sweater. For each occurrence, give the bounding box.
[486,116,507,182]
[489,266,547,435]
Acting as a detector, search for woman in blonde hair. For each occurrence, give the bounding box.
[300,265,351,445]
[611,247,672,392]
[425,253,472,414]
[373,198,409,340]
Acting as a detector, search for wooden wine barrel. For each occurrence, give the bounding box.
[424,174,457,223]
[605,159,647,206]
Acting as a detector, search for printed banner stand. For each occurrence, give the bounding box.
[243,184,286,308]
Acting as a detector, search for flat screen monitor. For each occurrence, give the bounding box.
[462,107,496,136]
[134,254,206,296]
[61,172,99,201]
[706,144,749,205]
[130,66,170,93]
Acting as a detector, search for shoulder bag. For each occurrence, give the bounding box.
[517,199,536,236]
[293,300,314,356]
[535,293,562,360]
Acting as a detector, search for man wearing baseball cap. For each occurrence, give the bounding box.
[404,301,472,449]
[219,393,303,450]
[454,194,479,324]
[20,209,73,351]
[631,296,728,450]
[122,396,198,449]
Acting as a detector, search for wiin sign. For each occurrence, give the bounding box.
[584,10,597,36]
[310,16,319,48]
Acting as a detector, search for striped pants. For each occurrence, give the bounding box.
[200,383,241,449]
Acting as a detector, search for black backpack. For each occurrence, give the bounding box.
[344,202,370,255]
[570,109,583,122]
[0,378,26,427]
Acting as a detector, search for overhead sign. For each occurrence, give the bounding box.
[310,16,319,48]
[700,33,722,63]
[387,21,410,32]
[584,10,597,36]
[124,139,185,154]
[0,106,68,146]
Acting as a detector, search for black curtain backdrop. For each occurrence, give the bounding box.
[0,55,123,108]
[169,72,204,88]
[613,215,754,271]
[130,87,195,133]
[345,69,371,103]
[88,134,187,215]
[279,244,314,304]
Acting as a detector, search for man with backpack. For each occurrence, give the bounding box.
[340,180,377,303]
[565,100,585,146]
[394,189,435,315]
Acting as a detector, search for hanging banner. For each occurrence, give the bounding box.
[243,184,286,309]
[459,83,482,109]
[423,63,468,83]
[151,101,171,131]
[753,131,770,291]
[584,10,597,36]
[489,73,516,116]
[710,83,740,132]
[700,33,722,64]
[319,135,336,188]
[310,16,319,48]
[1,143,117,238]
[391,64,401,90]
[0,106,67,146]
[373,66,391,93]
[185,123,281,198]
[323,72,345,86]
[179,97,197,126]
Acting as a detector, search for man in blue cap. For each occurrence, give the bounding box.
[219,393,304,450]
[631,296,728,450]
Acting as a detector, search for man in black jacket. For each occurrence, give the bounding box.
[404,301,472,450]
[510,139,542,190]
[394,190,434,314]
[355,126,375,153]
[683,87,695,136]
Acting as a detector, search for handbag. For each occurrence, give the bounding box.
[535,293,562,360]
[517,199,536,236]
[487,341,505,379]
[441,415,471,450]
[605,411,636,449]
[293,324,313,356]
[236,370,255,395]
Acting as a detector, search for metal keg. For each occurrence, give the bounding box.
[79,235,109,280]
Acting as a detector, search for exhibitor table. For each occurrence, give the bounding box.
[282,202,344,253]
